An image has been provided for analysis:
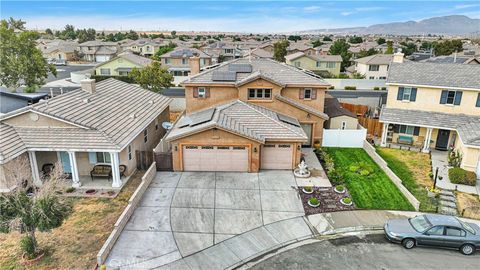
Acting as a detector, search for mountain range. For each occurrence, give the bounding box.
[298,15,480,36]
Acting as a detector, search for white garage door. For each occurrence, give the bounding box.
[95,55,110,62]
[183,145,249,172]
[261,144,293,170]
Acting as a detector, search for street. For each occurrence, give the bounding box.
[248,233,479,270]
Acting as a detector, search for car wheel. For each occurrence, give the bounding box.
[402,238,415,249]
[460,244,475,255]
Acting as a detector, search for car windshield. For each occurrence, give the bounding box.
[409,215,431,232]
[457,219,476,235]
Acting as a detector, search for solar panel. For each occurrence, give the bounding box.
[189,108,216,127]
[177,116,192,128]
[277,113,300,127]
[228,64,252,73]
[171,49,194,57]
[212,71,237,81]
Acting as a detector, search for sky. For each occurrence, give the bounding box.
[2,1,480,33]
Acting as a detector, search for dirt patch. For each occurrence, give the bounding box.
[456,192,480,220]
[299,186,356,215]
[380,148,432,187]
[0,172,143,269]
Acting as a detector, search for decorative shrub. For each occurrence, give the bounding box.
[341,197,352,204]
[335,185,345,191]
[428,172,433,179]
[309,197,320,205]
[328,170,343,185]
[344,86,356,90]
[20,235,37,259]
[381,87,387,90]
[349,161,374,176]
[328,86,335,89]
[448,168,477,186]
[373,87,380,90]
[359,169,371,176]
[447,149,462,167]
[303,186,313,192]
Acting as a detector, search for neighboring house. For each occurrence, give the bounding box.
[202,42,243,63]
[243,48,273,59]
[285,52,342,76]
[0,79,171,192]
[379,56,480,174]
[0,91,48,114]
[160,48,212,85]
[164,58,330,172]
[121,38,163,57]
[94,51,152,77]
[349,54,393,79]
[78,41,119,62]
[324,95,358,130]
[422,55,480,65]
[37,40,79,61]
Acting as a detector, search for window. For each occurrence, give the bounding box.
[341,121,347,130]
[146,46,151,52]
[143,129,148,143]
[182,58,188,65]
[477,93,480,108]
[426,226,444,236]
[316,61,321,67]
[128,145,132,160]
[172,70,187,76]
[100,68,111,75]
[379,76,387,79]
[326,62,336,68]
[440,90,462,105]
[397,87,417,102]
[165,58,171,64]
[369,65,380,71]
[399,125,415,135]
[96,152,111,163]
[198,87,206,98]
[402,87,412,101]
[446,91,456,104]
[225,49,234,54]
[118,71,129,76]
[200,58,206,66]
[248,88,272,100]
[304,88,312,99]
[445,227,466,237]
[369,76,375,80]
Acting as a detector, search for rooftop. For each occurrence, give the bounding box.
[354,54,393,65]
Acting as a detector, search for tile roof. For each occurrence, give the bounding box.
[96,52,152,68]
[324,97,357,118]
[380,107,480,147]
[285,52,341,62]
[0,123,27,164]
[165,100,308,143]
[354,54,393,65]
[243,48,273,59]
[274,95,329,120]
[387,62,480,89]
[184,58,330,87]
[161,47,210,58]
[0,79,171,163]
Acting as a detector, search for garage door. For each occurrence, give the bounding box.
[95,55,109,62]
[182,145,249,172]
[261,144,293,170]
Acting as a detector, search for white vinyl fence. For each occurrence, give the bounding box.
[322,125,367,148]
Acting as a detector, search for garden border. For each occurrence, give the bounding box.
[96,162,157,266]
[363,141,420,211]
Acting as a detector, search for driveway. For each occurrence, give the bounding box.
[106,171,305,269]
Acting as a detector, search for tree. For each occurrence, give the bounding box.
[323,36,332,42]
[218,54,227,63]
[7,17,25,30]
[152,42,177,60]
[170,30,177,38]
[400,42,417,56]
[311,39,324,48]
[385,41,394,54]
[328,39,351,71]
[288,35,301,42]
[433,40,463,56]
[45,28,53,36]
[357,48,378,58]
[273,40,290,62]
[0,19,57,92]
[348,36,363,44]
[0,157,71,260]
[377,37,386,45]
[61,24,76,40]
[129,62,173,93]
[125,30,139,40]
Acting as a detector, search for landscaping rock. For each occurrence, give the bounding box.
[439,206,457,216]
[439,190,454,197]
[439,195,456,202]
[439,200,457,209]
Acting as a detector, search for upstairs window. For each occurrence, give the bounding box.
[198,87,206,98]
[397,87,417,102]
[182,58,188,65]
[294,61,301,67]
[299,88,317,100]
[316,61,321,67]
[304,88,312,99]
[369,65,380,71]
[128,145,133,160]
[476,93,480,107]
[165,58,171,64]
[248,88,272,100]
[440,90,462,105]
[326,62,336,68]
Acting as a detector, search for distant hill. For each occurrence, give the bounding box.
[299,15,480,36]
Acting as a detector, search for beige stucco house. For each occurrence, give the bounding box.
[121,38,163,57]
[164,58,330,172]
[160,48,212,85]
[0,79,171,192]
[379,54,480,174]
[285,52,342,76]
[94,51,152,77]
[349,54,393,79]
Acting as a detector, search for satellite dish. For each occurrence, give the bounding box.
[162,122,173,130]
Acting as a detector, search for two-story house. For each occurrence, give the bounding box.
[78,41,119,62]
[94,51,152,77]
[285,52,342,77]
[164,58,330,172]
[160,48,212,85]
[349,54,393,79]
[121,38,163,57]
[379,56,480,174]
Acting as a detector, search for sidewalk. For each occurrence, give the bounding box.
[297,148,331,187]
[151,210,480,270]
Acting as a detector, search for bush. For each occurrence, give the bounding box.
[349,161,374,176]
[335,185,345,191]
[309,197,319,205]
[448,150,462,167]
[373,87,380,90]
[341,197,352,204]
[448,168,477,186]
[344,86,356,90]
[328,170,343,185]
[65,187,76,193]
[381,87,387,90]
[21,235,37,259]
[303,186,313,192]
[328,86,335,89]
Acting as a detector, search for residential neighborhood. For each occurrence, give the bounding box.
[1,1,480,270]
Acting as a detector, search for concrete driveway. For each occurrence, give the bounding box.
[106,171,305,269]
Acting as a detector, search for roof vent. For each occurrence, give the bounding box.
[83,98,91,104]
[149,100,155,105]
[130,113,136,119]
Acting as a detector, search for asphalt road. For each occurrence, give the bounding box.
[46,64,94,82]
[248,233,479,270]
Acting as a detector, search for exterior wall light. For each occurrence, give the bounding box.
[174,145,178,151]
[253,147,258,153]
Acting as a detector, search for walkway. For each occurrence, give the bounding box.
[298,148,331,187]
[431,150,478,194]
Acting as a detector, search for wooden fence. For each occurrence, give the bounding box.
[358,117,383,137]
[340,102,369,117]
[136,150,154,171]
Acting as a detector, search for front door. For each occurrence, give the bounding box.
[59,152,71,173]
[300,123,313,147]
[435,129,450,150]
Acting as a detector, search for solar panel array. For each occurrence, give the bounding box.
[212,71,237,81]
[178,108,216,128]
[171,49,194,57]
[228,64,253,73]
[426,56,469,64]
[277,113,300,127]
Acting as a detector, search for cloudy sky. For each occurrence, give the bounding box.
[2,1,480,32]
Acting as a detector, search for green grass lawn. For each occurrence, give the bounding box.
[376,148,438,212]
[324,147,414,211]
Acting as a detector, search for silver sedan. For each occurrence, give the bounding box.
[384,214,480,255]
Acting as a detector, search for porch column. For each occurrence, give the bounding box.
[68,151,81,187]
[28,151,42,187]
[380,122,389,147]
[110,152,122,188]
[422,128,433,153]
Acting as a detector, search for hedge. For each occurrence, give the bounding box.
[448,167,477,186]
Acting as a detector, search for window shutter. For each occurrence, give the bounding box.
[299,89,304,99]
[476,93,480,107]
[410,88,417,102]
[454,91,462,105]
[205,87,210,98]
[413,127,420,136]
[440,90,448,104]
[397,87,404,100]
[193,87,199,98]
[88,152,97,164]
[311,89,317,100]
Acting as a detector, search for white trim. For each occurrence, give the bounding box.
[28,151,42,186]
[1,109,90,130]
[28,147,120,152]
[68,151,81,188]
[386,82,480,92]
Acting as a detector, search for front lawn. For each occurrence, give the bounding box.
[376,148,437,212]
[0,173,142,269]
[323,148,414,211]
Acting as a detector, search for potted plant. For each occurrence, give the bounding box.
[334,185,346,194]
[313,140,321,150]
[340,197,353,206]
[302,186,314,194]
[308,197,320,207]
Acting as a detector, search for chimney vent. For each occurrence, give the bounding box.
[392,49,404,64]
[189,53,201,76]
[81,79,96,94]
